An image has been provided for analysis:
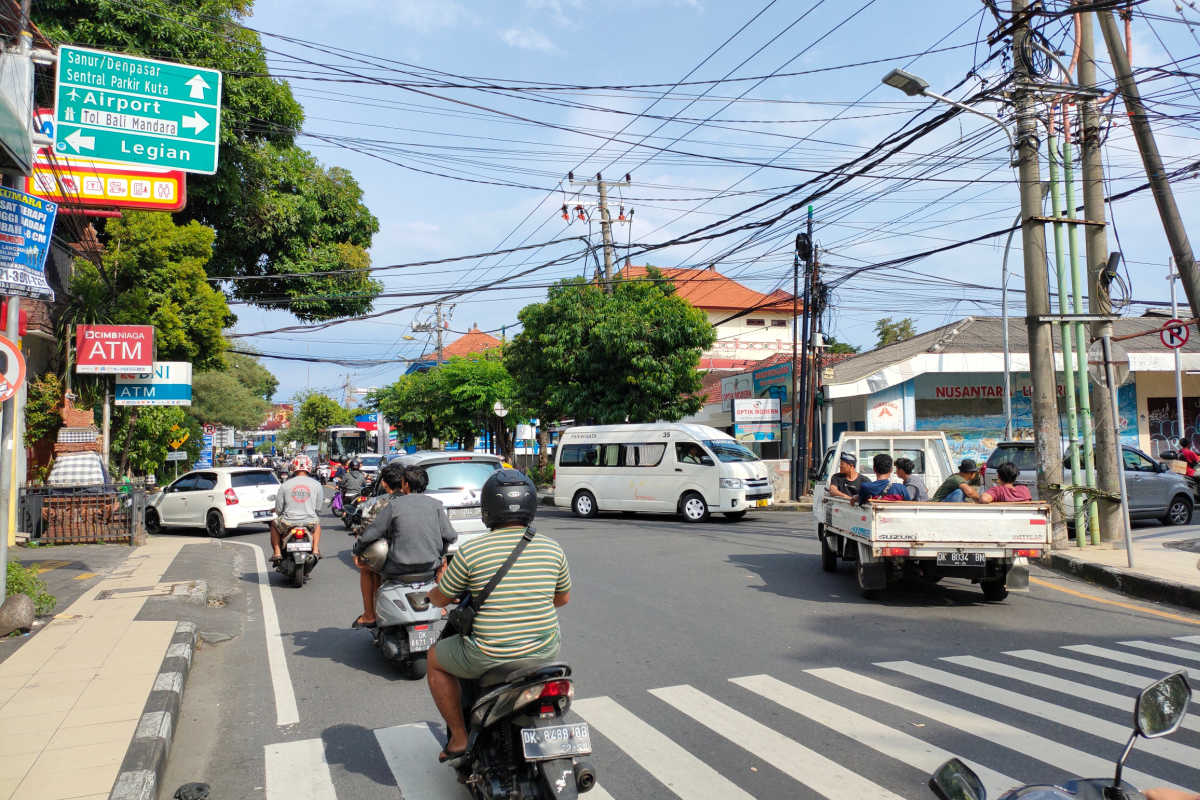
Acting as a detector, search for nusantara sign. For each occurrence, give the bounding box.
[75,324,154,374]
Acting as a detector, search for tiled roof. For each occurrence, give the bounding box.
[698,371,725,404]
[426,326,502,359]
[697,357,765,371]
[618,265,798,314]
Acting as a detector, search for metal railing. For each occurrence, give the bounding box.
[19,483,147,544]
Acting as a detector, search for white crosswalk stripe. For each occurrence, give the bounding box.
[261,637,1200,799]
[651,683,907,800]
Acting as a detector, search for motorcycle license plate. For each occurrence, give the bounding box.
[937,551,985,567]
[406,623,441,653]
[521,723,592,761]
[286,541,313,552]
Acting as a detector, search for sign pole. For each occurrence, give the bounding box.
[102,386,111,468]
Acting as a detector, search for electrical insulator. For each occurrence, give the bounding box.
[618,206,626,222]
[575,205,586,221]
[561,204,569,221]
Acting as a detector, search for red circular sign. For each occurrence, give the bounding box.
[0,334,25,403]
[1161,319,1189,349]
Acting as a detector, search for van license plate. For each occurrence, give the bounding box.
[937,551,985,567]
[521,723,592,761]
[756,499,769,507]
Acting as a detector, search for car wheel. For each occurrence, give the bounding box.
[206,510,227,539]
[680,492,709,523]
[572,490,598,518]
[145,508,162,536]
[1164,494,1193,526]
[819,526,838,573]
[856,557,878,600]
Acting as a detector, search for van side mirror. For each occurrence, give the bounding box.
[809,468,820,481]
[700,456,715,467]
[928,759,986,800]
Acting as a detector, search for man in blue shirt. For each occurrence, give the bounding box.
[854,453,909,504]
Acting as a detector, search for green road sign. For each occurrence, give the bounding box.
[54,46,222,174]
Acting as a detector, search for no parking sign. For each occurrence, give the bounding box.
[0,334,25,403]
[1161,319,1189,349]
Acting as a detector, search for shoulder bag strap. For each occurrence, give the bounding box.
[471,525,536,611]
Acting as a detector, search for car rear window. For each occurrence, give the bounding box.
[987,445,1036,471]
[423,460,500,491]
[231,470,280,488]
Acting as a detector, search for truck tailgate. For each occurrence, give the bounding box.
[829,501,1050,548]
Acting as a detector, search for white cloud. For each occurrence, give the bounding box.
[525,0,582,27]
[500,27,560,53]
[380,0,468,34]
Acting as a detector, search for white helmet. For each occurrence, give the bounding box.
[290,454,313,474]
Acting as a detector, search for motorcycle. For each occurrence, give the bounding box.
[929,671,1191,800]
[275,525,319,587]
[367,563,446,679]
[449,657,596,799]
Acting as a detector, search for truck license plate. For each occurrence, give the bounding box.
[937,551,985,567]
[521,723,592,761]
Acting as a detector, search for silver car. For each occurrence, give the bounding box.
[984,441,1194,525]
[384,451,503,549]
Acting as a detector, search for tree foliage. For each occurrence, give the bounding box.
[36,0,381,320]
[63,212,230,371]
[110,406,201,478]
[190,371,270,431]
[287,392,353,445]
[505,273,715,425]
[874,317,917,348]
[823,335,860,355]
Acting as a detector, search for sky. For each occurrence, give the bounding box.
[227,0,1200,403]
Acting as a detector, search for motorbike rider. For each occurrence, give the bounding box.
[427,469,571,763]
[350,463,457,629]
[270,455,324,563]
[339,459,369,510]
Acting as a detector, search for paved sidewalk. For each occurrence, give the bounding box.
[1047,526,1200,611]
[0,536,191,800]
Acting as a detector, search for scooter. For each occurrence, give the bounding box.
[929,671,1192,800]
[275,525,319,588]
[370,563,446,679]
[450,658,596,799]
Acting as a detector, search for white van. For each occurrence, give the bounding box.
[553,423,773,522]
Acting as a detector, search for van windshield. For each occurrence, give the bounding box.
[702,440,758,463]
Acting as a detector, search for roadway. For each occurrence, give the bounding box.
[159,506,1200,799]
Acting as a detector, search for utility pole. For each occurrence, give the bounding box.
[1098,9,1200,319]
[571,173,630,292]
[1077,6,1123,542]
[792,211,812,500]
[1013,0,1067,543]
[413,303,449,366]
[1170,258,1185,439]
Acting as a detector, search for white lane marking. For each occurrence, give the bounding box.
[265,738,337,800]
[731,674,1018,799]
[1119,639,1200,664]
[574,696,753,800]
[1063,644,1200,681]
[807,668,1185,792]
[651,684,906,800]
[879,660,1200,771]
[945,655,1200,734]
[1176,635,1200,645]
[1007,649,1172,688]
[375,723,467,799]
[235,541,300,727]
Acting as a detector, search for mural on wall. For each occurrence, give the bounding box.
[1146,396,1200,456]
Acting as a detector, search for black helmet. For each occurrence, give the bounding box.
[480,468,538,529]
[349,459,361,470]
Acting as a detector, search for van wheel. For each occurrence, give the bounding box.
[1163,494,1193,526]
[572,491,598,518]
[206,510,227,539]
[724,511,747,521]
[680,492,709,523]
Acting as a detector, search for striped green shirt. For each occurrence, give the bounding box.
[438,526,572,658]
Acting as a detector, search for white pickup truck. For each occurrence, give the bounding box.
[813,432,1050,601]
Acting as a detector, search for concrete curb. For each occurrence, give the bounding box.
[1046,552,1200,612]
[108,620,198,800]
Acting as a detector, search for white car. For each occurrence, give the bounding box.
[145,467,281,538]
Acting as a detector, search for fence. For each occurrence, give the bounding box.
[19,483,147,544]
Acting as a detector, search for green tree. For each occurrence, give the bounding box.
[110,406,201,477]
[37,0,382,320]
[874,317,916,348]
[226,352,279,401]
[62,212,230,371]
[823,335,860,355]
[288,392,353,445]
[505,271,715,432]
[190,371,271,430]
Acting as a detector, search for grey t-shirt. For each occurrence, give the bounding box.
[275,475,324,525]
[354,492,458,574]
[903,474,929,501]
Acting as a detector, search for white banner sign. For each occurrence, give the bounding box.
[114,361,192,406]
[720,373,753,412]
[733,397,780,423]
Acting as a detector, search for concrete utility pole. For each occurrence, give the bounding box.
[1076,6,1123,542]
[1098,9,1200,319]
[1014,0,1067,543]
[571,174,630,292]
[413,303,448,365]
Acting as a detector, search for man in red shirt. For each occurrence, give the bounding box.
[980,461,1032,503]
[1178,438,1198,477]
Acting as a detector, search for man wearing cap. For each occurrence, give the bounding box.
[933,459,983,502]
[827,452,865,500]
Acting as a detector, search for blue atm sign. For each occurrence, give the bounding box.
[115,361,192,406]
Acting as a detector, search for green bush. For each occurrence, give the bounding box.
[6,561,56,615]
[527,463,555,487]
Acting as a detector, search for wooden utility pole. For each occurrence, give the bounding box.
[1076,5,1122,541]
[571,174,630,292]
[1014,0,1067,543]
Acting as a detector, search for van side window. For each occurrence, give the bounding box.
[559,444,600,467]
[675,442,711,465]
[629,443,666,467]
[599,444,622,467]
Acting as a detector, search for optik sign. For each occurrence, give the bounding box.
[114,361,191,406]
[76,324,154,374]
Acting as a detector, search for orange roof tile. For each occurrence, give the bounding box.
[618,265,799,314]
[435,326,502,359]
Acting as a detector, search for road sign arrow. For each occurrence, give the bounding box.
[64,129,94,152]
[185,74,211,99]
[181,111,209,135]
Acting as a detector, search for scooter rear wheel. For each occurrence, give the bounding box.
[290,566,304,588]
[402,655,427,679]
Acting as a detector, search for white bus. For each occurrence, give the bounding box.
[553,423,773,523]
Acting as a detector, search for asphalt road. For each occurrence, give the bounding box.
[160,505,1200,800]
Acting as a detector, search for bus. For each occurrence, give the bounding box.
[325,426,372,459]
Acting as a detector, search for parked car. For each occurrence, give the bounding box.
[984,441,1194,525]
[145,467,281,538]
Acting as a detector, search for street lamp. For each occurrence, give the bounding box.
[880,68,1017,161]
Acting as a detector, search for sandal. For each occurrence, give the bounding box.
[438,748,467,764]
[351,616,377,629]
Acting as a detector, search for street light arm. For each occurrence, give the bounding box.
[922,89,1018,156]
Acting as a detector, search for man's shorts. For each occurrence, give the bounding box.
[434,634,560,680]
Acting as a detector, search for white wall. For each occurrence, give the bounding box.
[705,310,795,359]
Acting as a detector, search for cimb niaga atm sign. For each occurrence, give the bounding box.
[75,324,154,374]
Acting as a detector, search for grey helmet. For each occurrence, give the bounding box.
[360,538,388,572]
